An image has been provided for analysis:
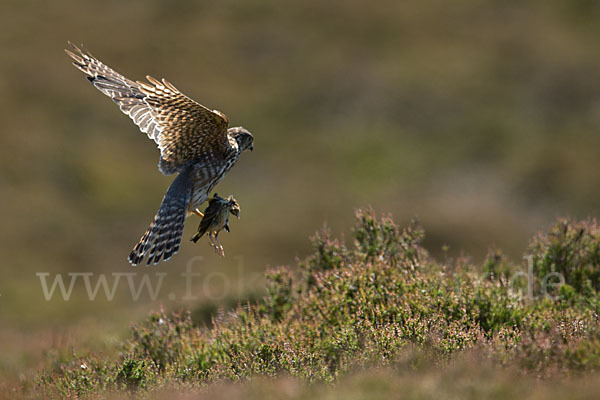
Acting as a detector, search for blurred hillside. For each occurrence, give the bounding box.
[1,0,600,381]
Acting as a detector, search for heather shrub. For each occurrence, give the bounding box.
[528,218,600,300]
[352,209,425,270]
[127,311,198,371]
[262,267,294,321]
[482,247,514,284]
[33,212,600,397]
[115,359,156,390]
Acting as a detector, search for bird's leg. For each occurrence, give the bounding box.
[208,233,217,250]
[214,233,225,257]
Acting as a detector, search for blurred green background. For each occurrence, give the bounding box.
[1,0,600,380]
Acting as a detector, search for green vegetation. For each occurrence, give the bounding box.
[27,211,600,398]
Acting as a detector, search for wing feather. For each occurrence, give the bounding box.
[65,42,230,175]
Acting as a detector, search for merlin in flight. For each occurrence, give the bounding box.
[65,43,254,265]
[191,193,240,256]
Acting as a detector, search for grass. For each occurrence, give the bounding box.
[18,209,600,398]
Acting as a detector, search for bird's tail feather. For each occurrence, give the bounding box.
[190,231,204,243]
[128,172,191,266]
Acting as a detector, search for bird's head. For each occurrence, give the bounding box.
[229,126,254,152]
[227,196,241,218]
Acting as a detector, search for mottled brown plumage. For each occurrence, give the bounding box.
[190,193,240,256]
[66,43,253,265]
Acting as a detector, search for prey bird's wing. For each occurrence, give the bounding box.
[65,42,230,175]
[196,197,224,238]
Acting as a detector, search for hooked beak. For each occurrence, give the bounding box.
[249,144,253,152]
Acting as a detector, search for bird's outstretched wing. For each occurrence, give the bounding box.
[65,42,230,175]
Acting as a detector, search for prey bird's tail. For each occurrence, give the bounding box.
[128,171,191,266]
[190,231,204,244]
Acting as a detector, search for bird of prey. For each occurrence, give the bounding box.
[65,42,254,265]
[190,193,240,256]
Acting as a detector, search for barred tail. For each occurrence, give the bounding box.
[128,171,191,266]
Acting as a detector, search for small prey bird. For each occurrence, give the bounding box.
[191,193,240,256]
